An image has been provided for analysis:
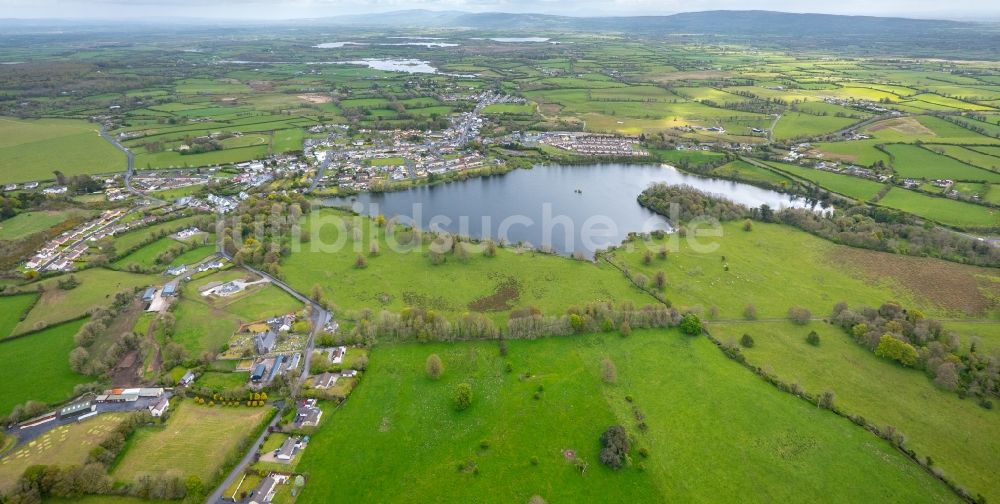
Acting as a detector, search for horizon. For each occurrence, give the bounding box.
[1,4,999,23]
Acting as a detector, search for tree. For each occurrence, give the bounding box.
[599,425,629,469]
[426,354,443,380]
[354,254,368,269]
[369,240,380,257]
[619,321,631,337]
[653,271,666,290]
[642,251,652,265]
[601,358,617,384]
[818,390,835,409]
[454,383,473,411]
[483,240,497,257]
[740,333,754,348]
[933,362,960,391]
[806,330,820,346]
[743,304,758,320]
[743,219,754,231]
[679,313,702,336]
[69,346,89,373]
[874,335,918,367]
[788,306,811,325]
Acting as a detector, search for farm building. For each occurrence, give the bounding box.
[179,370,195,386]
[162,281,178,297]
[58,401,95,420]
[142,287,156,302]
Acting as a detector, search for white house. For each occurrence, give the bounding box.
[149,396,169,417]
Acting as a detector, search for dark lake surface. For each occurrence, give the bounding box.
[322,163,816,255]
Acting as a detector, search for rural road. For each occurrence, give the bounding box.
[98,126,166,204]
[206,401,284,503]
[208,230,331,502]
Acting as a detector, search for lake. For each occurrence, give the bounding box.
[322,163,817,256]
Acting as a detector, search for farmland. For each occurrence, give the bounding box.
[282,209,654,323]
[111,400,271,483]
[709,320,1000,503]
[0,319,90,417]
[0,117,125,184]
[296,332,959,503]
[0,413,127,493]
[2,11,1000,504]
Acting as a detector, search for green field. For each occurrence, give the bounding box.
[772,112,857,140]
[878,188,1000,228]
[297,331,959,503]
[112,400,271,483]
[0,319,90,418]
[171,270,302,355]
[0,117,125,184]
[195,371,248,392]
[884,144,1000,182]
[12,269,156,334]
[0,293,37,338]
[763,161,885,200]
[0,209,93,240]
[609,221,1000,319]
[710,320,1000,502]
[283,209,654,323]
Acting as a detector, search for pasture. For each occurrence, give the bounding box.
[296,331,959,503]
[0,117,125,184]
[112,400,272,483]
[710,320,1000,503]
[281,209,654,323]
[0,319,90,417]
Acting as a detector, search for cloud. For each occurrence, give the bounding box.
[0,0,997,19]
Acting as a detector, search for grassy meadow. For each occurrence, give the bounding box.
[296,331,959,503]
[112,400,271,484]
[0,319,90,417]
[282,209,654,323]
[709,320,1000,502]
[0,117,125,184]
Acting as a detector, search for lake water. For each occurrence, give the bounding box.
[313,42,367,48]
[322,163,817,256]
[483,37,551,42]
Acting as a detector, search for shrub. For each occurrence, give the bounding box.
[353,254,368,269]
[818,390,835,409]
[601,358,617,384]
[454,383,473,411]
[740,333,754,348]
[874,334,918,367]
[679,313,702,336]
[619,321,631,337]
[425,354,443,380]
[743,219,753,231]
[599,425,629,470]
[743,304,758,320]
[788,306,812,325]
[806,330,820,346]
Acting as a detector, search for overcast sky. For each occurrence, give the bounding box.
[1,0,998,21]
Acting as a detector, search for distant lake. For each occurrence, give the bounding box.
[381,42,459,48]
[484,37,551,42]
[313,42,366,48]
[322,163,817,256]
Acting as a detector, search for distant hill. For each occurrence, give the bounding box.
[313,9,969,35]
